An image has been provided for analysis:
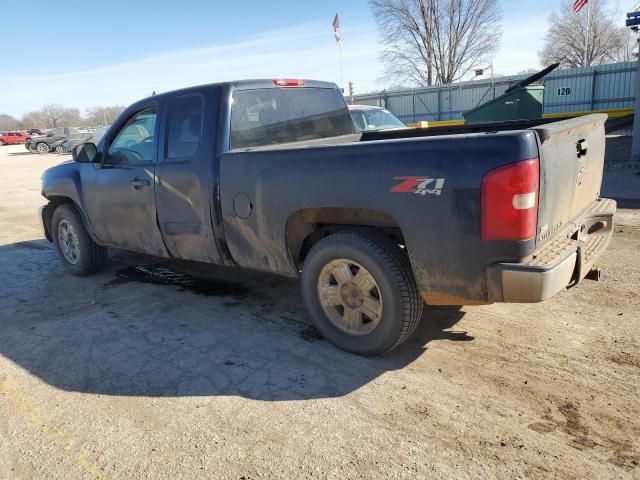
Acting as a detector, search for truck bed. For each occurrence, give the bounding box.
[221,114,610,304]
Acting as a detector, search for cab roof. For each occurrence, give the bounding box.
[134,79,339,105]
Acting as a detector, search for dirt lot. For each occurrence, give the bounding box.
[0,143,639,479]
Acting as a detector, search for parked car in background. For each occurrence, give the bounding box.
[0,131,31,145]
[26,128,43,135]
[348,105,407,131]
[52,127,108,154]
[26,127,76,153]
[51,133,91,154]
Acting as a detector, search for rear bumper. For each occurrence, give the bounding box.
[486,198,616,303]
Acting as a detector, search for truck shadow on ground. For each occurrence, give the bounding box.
[0,241,471,401]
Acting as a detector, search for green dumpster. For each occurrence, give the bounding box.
[463,63,559,125]
[463,85,544,124]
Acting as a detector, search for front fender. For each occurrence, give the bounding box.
[41,162,98,242]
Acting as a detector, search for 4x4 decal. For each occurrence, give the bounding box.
[391,176,445,196]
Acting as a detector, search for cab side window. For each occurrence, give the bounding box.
[107,108,157,164]
[166,95,204,160]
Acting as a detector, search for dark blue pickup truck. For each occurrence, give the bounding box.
[40,78,615,355]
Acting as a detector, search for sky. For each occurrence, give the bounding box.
[0,0,635,117]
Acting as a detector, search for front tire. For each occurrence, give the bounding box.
[52,204,106,276]
[301,230,422,356]
[36,142,50,154]
[55,144,66,154]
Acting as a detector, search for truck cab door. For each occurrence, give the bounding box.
[153,92,222,263]
[83,106,168,257]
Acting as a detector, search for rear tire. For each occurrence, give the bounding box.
[52,204,106,276]
[301,230,422,356]
[0,140,5,146]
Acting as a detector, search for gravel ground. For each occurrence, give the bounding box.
[0,143,639,479]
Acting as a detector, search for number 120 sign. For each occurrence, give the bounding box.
[557,87,571,96]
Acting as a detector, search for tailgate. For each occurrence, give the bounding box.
[531,114,607,245]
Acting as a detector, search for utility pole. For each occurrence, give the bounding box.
[583,2,591,66]
[348,82,354,104]
[490,62,495,99]
[626,7,640,162]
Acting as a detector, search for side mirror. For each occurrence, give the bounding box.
[73,142,98,163]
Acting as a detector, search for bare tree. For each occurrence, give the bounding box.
[0,114,20,131]
[617,29,638,63]
[18,104,125,130]
[60,107,83,127]
[370,0,502,87]
[20,111,46,130]
[540,0,631,68]
[517,68,540,76]
[40,103,65,128]
[85,105,125,127]
[35,104,87,128]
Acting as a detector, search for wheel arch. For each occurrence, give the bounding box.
[44,196,99,244]
[285,207,407,269]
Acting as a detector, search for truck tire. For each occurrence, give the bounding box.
[36,142,50,154]
[52,204,106,276]
[301,230,423,356]
[0,140,5,146]
[55,144,66,154]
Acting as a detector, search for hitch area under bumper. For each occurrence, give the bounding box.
[486,198,616,303]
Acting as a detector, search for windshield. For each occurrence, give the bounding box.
[230,87,356,150]
[350,108,406,131]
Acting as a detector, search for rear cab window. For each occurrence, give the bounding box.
[230,87,355,150]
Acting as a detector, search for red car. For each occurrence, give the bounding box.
[0,131,31,145]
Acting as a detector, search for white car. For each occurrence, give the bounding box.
[348,104,407,131]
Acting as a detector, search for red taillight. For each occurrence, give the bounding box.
[481,158,539,241]
[273,78,306,87]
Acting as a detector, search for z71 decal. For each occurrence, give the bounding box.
[391,176,445,196]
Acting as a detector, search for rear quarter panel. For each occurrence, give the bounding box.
[220,131,539,302]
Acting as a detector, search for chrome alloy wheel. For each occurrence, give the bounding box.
[58,219,80,265]
[36,142,49,153]
[317,259,384,336]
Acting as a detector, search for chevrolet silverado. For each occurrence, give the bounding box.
[39,79,615,355]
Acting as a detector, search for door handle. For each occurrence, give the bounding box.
[130,177,150,189]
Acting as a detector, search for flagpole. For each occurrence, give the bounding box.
[332,13,343,90]
[338,40,344,90]
[583,1,591,66]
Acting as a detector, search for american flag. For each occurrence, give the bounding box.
[332,13,340,42]
[573,0,588,13]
